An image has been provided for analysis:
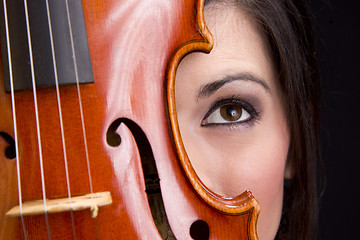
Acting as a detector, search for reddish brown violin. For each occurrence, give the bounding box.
[0,0,259,239]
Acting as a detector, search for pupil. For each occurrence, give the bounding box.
[220,105,242,121]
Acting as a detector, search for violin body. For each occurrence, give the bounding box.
[0,0,259,239]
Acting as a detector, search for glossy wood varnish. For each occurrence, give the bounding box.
[0,0,259,239]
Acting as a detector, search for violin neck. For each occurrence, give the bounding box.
[0,0,93,92]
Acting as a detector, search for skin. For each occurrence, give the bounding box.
[175,3,291,240]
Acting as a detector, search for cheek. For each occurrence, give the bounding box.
[248,137,288,240]
[217,130,289,198]
[184,117,290,198]
[182,115,290,240]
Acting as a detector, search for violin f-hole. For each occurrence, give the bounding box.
[106,118,176,239]
[0,131,15,159]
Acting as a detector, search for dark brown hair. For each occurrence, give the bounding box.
[204,0,321,239]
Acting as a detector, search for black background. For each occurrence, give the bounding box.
[309,0,360,239]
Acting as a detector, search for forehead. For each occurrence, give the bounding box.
[180,4,276,89]
[204,4,271,62]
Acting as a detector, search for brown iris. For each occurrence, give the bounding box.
[220,105,242,121]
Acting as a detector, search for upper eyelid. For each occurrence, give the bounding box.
[196,73,271,101]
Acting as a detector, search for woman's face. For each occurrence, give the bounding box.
[175,4,291,240]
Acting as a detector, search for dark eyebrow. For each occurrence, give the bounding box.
[197,73,271,100]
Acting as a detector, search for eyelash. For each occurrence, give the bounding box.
[200,97,260,129]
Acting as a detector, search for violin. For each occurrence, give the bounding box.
[0,0,259,239]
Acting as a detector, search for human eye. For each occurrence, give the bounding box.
[201,97,260,128]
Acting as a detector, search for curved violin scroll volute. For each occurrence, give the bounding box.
[166,0,260,238]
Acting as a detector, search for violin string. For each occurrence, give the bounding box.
[64,0,94,195]
[44,0,76,239]
[2,0,27,238]
[23,0,51,238]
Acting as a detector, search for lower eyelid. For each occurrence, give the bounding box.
[200,118,259,130]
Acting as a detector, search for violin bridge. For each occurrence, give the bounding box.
[5,191,112,218]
